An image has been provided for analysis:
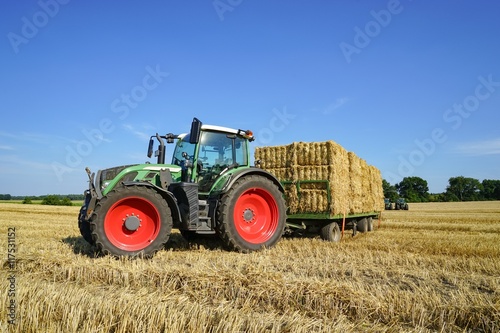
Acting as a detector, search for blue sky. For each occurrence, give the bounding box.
[1,0,499,196]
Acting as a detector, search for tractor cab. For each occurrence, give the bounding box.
[170,119,254,193]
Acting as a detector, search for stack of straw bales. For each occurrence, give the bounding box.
[255,141,384,216]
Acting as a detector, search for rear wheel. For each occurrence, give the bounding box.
[320,222,341,242]
[367,217,374,232]
[90,186,172,258]
[217,175,286,252]
[357,218,368,233]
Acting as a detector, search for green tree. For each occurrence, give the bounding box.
[22,197,33,204]
[481,179,500,200]
[41,195,61,206]
[382,179,398,201]
[396,177,429,202]
[61,197,73,206]
[445,176,482,201]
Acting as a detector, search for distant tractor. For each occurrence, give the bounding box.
[384,198,393,210]
[394,198,409,210]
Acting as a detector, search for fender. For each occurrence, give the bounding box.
[219,167,285,195]
[122,181,181,227]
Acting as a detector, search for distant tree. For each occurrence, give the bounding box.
[42,195,62,206]
[382,179,398,201]
[445,176,482,201]
[396,177,429,202]
[41,195,74,206]
[0,194,12,200]
[22,197,32,204]
[428,193,447,202]
[67,194,85,200]
[481,179,500,200]
[443,192,460,202]
[61,197,73,206]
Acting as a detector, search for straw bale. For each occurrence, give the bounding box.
[290,166,330,182]
[369,165,385,212]
[297,189,329,213]
[255,145,296,169]
[348,152,363,214]
[283,183,299,214]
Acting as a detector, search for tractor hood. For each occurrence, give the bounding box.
[89,164,182,196]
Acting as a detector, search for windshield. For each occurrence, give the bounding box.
[171,135,196,166]
[198,131,247,170]
[172,130,248,188]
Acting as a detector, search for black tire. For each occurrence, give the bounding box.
[357,218,368,233]
[367,217,374,232]
[404,204,409,210]
[90,186,172,258]
[320,222,341,242]
[217,175,286,253]
[78,205,94,245]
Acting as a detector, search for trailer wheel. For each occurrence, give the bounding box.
[217,175,286,252]
[90,185,172,258]
[357,218,368,233]
[78,206,94,245]
[320,222,341,242]
[367,217,374,232]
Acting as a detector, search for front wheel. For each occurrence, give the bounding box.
[90,186,172,258]
[78,205,94,245]
[217,175,286,252]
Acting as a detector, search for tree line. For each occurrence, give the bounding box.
[0,194,85,206]
[384,176,500,202]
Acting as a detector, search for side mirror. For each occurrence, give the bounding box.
[189,117,202,144]
[147,137,154,158]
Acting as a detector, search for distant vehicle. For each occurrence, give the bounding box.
[384,198,393,210]
[395,198,409,210]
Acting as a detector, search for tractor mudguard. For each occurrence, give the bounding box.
[121,181,182,227]
[218,167,285,195]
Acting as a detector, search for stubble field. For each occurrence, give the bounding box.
[0,201,499,332]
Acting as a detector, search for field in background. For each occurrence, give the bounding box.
[0,201,499,332]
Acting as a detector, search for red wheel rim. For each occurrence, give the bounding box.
[233,188,279,244]
[104,196,161,251]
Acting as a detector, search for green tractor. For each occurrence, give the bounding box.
[394,198,409,210]
[384,198,393,210]
[78,118,287,258]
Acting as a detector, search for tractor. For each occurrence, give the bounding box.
[78,118,287,258]
[394,198,409,210]
[384,198,393,210]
